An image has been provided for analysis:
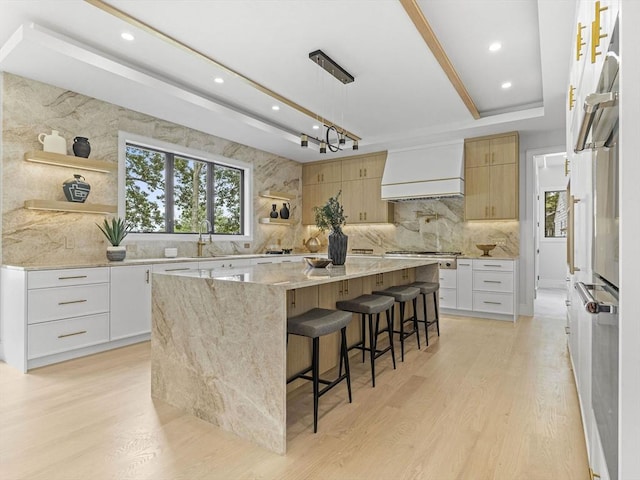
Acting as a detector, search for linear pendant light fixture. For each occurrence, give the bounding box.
[302,49,359,152]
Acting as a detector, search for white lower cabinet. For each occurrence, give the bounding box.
[110,265,152,341]
[441,258,518,321]
[28,313,110,359]
[438,269,457,309]
[456,260,473,310]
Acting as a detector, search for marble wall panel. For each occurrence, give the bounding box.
[1,73,302,265]
[303,197,519,257]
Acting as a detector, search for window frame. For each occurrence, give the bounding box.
[118,131,253,242]
[540,187,568,241]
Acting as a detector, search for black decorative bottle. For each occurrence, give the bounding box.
[62,174,91,203]
[279,202,290,219]
[270,204,279,218]
[72,137,91,158]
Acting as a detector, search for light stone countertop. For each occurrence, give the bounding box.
[1,253,307,271]
[457,255,519,260]
[155,256,438,290]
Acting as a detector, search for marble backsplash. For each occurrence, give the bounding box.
[1,73,302,265]
[2,73,518,266]
[304,196,519,257]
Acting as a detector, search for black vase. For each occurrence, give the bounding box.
[328,229,348,266]
[279,202,290,219]
[62,174,91,203]
[269,204,279,218]
[72,137,91,158]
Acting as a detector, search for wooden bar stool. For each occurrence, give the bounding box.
[286,308,353,433]
[336,294,396,387]
[373,285,421,362]
[410,281,440,346]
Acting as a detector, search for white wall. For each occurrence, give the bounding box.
[537,163,568,289]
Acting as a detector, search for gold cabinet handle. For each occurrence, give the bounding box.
[484,153,489,164]
[491,206,495,217]
[359,168,362,177]
[483,301,502,305]
[344,280,349,295]
[146,269,150,284]
[291,289,296,307]
[483,280,502,284]
[576,22,586,61]
[321,173,324,182]
[165,267,190,272]
[58,299,87,305]
[58,330,87,339]
[58,275,88,280]
[491,152,495,164]
[364,212,367,221]
[591,1,609,63]
[569,85,576,110]
[564,157,570,176]
[359,212,362,221]
[589,468,601,480]
[485,206,489,217]
[364,168,367,177]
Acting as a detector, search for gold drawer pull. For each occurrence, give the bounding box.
[484,264,502,267]
[165,267,190,272]
[58,299,87,305]
[483,280,502,284]
[58,330,87,338]
[483,301,502,305]
[58,275,88,280]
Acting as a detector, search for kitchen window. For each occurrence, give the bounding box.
[118,133,253,240]
[544,190,568,238]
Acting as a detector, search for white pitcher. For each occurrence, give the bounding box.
[38,130,67,154]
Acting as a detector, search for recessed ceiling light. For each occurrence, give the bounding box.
[489,42,502,52]
[272,105,280,111]
[501,81,512,89]
[312,125,320,130]
[121,32,135,41]
[214,77,224,84]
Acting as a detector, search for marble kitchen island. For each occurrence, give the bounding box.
[151,256,438,454]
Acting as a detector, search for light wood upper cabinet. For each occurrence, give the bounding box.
[464,132,519,220]
[302,161,342,185]
[341,151,386,181]
[302,151,393,224]
[302,181,342,225]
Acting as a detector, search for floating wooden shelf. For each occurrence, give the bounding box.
[24,200,117,215]
[259,190,294,201]
[24,151,116,173]
[259,218,292,225]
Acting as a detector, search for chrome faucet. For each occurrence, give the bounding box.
[197,219,212,257]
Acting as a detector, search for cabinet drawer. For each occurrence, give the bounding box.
[438,269,457,289]
[473,292,514,314]
[28,267,109,289]
[472,259,514,271]
[473,271,514,293]
[438,287,457,309]
[152,262,198,273]
[28,313,110,359]
[28,283,109,324]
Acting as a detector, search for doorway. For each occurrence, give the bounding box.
[533,152,568,296]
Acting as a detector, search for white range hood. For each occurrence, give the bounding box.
[381,141,465,200]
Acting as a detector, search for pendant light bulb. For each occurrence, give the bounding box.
[320,141,327,154]
[300,134,308,148]
[352,140,359,151]
[339,132,346,145]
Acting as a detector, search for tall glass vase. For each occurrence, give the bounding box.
[328,228,348,266]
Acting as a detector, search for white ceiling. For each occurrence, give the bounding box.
[0,0,576,162]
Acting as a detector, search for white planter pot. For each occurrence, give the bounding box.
[106,246,126,261]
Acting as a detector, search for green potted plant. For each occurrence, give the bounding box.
[97,217,132,261]
[313,191,348,265]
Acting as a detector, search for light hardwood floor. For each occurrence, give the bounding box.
[0,304,588,480]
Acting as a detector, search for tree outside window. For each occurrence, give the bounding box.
[544,190,568,238]
[125,143,244,235]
